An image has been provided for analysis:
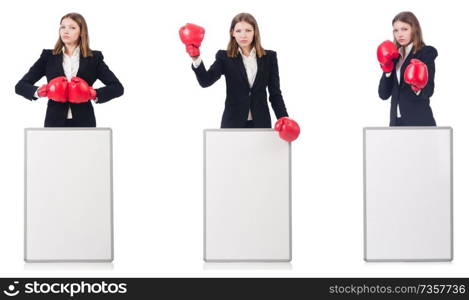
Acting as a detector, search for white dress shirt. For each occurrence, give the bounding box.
[239,47,257,121]
[192,47,258,121]
[396,43,413,85]
[62,47,81,119]
[398,43,421,117]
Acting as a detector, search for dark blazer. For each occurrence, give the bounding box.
[378,45,437,126]
[192,50,288,128]
[15,49,124,127]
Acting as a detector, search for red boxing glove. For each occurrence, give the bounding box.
[179,23,205,57]
[404,59,428,92]
[68,76,97,103]
[377,40,399,73]
[37,76,68,103]
[274,117,300,142]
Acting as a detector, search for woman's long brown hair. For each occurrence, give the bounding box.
[227,13,266,58]
[392,11,425,54]
[53,12,92,57]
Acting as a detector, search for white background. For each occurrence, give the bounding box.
[0,0,468,277]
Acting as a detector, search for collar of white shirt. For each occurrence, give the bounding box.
[63,46,80,59]
[399,42,413,59]
[238,47,256,58]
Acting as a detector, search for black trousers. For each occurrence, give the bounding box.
[394,117,436,127]
[244,120,254,128]
[45,118,96,128]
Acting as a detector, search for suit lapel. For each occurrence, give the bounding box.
[234,54,250,89]
[76,55,87,79]
[53,53,65,77]
[251,54,263,91]
[399,50,414,85]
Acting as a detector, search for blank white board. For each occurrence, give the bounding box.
[204,129,291,262]
[364,127,453,261]
[25,128,113,262]
[204,129,291,261]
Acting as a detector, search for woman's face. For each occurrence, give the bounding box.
[60,18,80,46]
[232,21,254,49]
[393,21,412,46]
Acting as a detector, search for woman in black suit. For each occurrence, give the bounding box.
[15,12,123,127]
[377,11,437,126]
[179,13,299,141]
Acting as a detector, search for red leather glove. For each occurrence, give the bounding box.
[404,59,428,92]
[68,76,97,103]
[179,23,205,57]
[274,117,300,142]
[37,76,68,103]
[377,40,399,73]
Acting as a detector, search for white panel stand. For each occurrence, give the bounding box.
[204,129,291,262]
[25,128,113,262]
[364,127,453,261]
